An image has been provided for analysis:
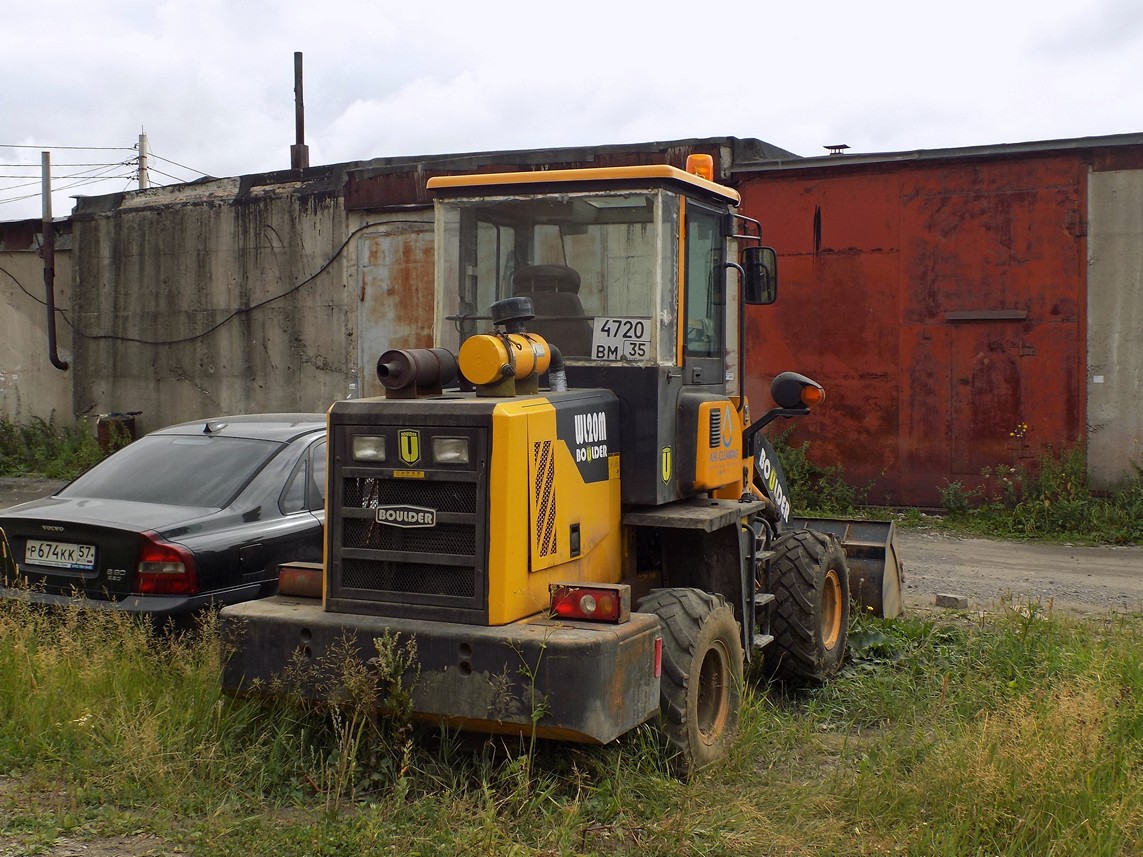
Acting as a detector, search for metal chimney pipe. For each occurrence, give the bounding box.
[291,51,310,170]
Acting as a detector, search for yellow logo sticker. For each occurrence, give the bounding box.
[661,446,672,483]
[398,430,421,465]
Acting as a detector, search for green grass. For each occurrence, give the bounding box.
[0,597,1139,856]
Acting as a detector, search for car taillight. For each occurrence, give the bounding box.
[549,583,630,623]
[133,532,198,595]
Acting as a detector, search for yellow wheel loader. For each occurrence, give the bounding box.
[220,157,903,773]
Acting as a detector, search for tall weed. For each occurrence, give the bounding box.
[770,426,869,515]
[0,416,123,479]
[940,445,1143,543]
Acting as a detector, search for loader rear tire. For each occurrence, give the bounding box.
[637,588,743,775]
[767,529,850,683]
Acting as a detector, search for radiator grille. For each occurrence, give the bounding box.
[340,559,476,599]
[342,477,476,513]
[329,423,487,618]
[343,518,476,555]
[709,408,722,448]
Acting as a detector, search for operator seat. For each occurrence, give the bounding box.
[513,264,593,357]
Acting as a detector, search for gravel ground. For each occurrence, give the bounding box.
[0,477,69,510]
[898,526,1143,615]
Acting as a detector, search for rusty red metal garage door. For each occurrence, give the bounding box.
[738,154,1086,507]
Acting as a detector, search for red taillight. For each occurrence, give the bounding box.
[549,583,630,623]
[133,533,198,595]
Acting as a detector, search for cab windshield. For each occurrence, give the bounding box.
[437,189,679,363]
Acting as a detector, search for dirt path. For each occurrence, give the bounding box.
[898,527,1143,615]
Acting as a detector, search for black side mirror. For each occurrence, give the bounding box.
[771,371,825,410]
[742,246,778,305]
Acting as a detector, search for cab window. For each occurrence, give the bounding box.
[683,204,725,360]
[442,192,669,362]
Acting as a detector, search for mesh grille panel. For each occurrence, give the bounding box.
[343,518,476,555]
[342,477,476,513]
[331,424,486,616]
[341,559,476,599]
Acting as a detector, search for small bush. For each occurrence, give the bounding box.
[769,427,868,516]
[938,479,981,515]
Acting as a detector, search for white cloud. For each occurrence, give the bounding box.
[1,0,1140,219]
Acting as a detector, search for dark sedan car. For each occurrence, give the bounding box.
[0,413,327,620]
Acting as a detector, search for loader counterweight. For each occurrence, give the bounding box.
[220,595,662,744]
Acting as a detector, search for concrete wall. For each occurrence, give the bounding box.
[0,222,73,423]
[65,141,747,433]
[1087,167,1143,490]
[71,176,354,434]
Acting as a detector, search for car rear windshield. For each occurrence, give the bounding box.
[61,435,282,508]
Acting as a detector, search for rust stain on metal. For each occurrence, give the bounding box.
[358,227,435,398]
[738,154,1086,506]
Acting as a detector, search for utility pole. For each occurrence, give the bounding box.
[41,151,68,371]
[138,130,150,189]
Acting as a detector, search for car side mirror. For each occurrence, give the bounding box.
[743,246,778,305]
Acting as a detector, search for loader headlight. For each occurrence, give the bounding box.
[432,437,469,465]
[352,435,386,462]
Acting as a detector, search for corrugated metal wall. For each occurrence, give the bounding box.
[738,154,1088,506]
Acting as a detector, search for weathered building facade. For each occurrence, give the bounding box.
[65,139,779,422]
[3,133,1140,504]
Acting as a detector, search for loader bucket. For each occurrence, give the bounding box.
[790,517,905,618]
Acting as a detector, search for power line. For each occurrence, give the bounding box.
[0,161,134,181]
[0,175,134,206]
[147,166,193,184]
[0,140,216,209]
[0,161,125,169]
[0,190,40,205]
[148,151,210,178]
[0,143,135,151]
[0,157,139,206]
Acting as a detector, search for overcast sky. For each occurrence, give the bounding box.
[2,0,1141,221]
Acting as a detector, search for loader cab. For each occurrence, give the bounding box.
[429,163,770,506]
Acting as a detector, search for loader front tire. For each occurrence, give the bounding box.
[637,588,743,775]
[767,529,850,683]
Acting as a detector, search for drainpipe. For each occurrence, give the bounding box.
[42,151,68,371]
